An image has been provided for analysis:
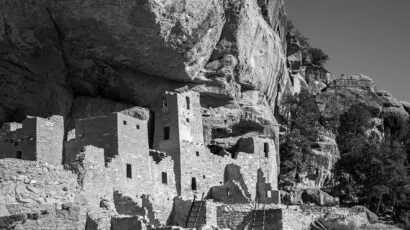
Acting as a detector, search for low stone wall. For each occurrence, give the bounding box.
[0,203,87,229]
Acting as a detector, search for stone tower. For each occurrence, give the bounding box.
[153,90,205,196]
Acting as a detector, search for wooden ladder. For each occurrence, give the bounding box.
[185,193,205,229]
[250,201,266,230]
[310,218,328,230]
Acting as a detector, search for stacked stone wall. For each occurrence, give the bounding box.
[36,116,64,165]
[179,137,278,202]
[0,119,36,160]
[153,90,279,202]
[215,203,286,229]
[72,114,119,160]
[0,116,64,165]
[148,150,177,224]
[153,92,182,195]
[66,113,177,225]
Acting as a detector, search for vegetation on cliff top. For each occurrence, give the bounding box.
[285,20,330,67]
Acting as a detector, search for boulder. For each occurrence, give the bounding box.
[281,190,304,205]
[351,206,378,224]
[401,101,410,114]
[302,189,339,206]
[320,208,369,230]
[296,131,340,190]
[376,90,402,108]
[287,35,303,73]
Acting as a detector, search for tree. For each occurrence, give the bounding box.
[279,89,322,190]
[285,19,330,67]
[307,48,330,67]
[335,104,408,212]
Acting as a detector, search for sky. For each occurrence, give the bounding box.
[285,0,410,102]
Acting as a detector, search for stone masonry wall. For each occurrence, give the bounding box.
[153,91,182,195]
[0,116,64,165]
[36,116,64,165]
[179,137,278,202]
[154,90,279,202]
[216,203,286,230]
[148,150,177,224]
[68,114,119,161]
[66,113,177,225]
[0,118,36,160]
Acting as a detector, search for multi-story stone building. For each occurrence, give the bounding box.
[0,90,280,226]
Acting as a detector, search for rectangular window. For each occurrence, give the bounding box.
[196,151,200,156]
[123,120,127,125]
[136,124,140,129]
[186,96,190,110]
[16,151,22,159]
[126,164,132,178]
[191,177,197,191]
[267,190,272,198]
[164,126,170,140]
[162,172,168,184]
[162,97,167,108]
[264,142,269,158]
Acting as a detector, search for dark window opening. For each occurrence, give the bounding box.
[203,175,206,179]
[191,177,197,191]
[264,142,269,158]
[186,96,190,110]
[186,118,190,123]
[123,120,127,125]
[126,164,132,178]
[164,127,170,140]
[136,124,140,129]
[16,151,22,159]
[162,172,168,184]
[196,151,200,156]
[162,97,167,108]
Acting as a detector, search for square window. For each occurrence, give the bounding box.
[123,120,127,125]
[162,172,168,184]
[164,127,170,140]
[16,151,22,159]
[126,164,132,178]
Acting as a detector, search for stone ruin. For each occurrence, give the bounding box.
[0,90,289,229]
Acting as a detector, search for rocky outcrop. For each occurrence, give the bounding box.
[210,0,288,104]
[297,131,340,190]
[0,0,289,125]
[316,80,382,127]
